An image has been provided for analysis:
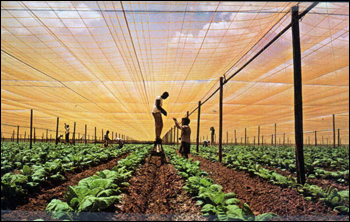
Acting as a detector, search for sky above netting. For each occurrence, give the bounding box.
[1,1,349,142]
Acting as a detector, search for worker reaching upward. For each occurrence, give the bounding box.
[152,92,169,143]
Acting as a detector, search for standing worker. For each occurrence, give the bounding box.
[115,136,124,149]
[152,92,169,150]
[104,130,111,148]
[173,117,191,159]
[64,123,70,144]
[210,127,215,146]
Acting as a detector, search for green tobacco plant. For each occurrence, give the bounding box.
[165,146,278,221]
[46,145,152,219]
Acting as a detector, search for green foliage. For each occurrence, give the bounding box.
[164,146,278,221]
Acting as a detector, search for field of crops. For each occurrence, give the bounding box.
[1,142,349,221]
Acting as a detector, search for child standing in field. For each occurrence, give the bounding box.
[173,117,191,159]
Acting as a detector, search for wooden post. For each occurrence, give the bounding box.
[283,133,286,146]
[271,134,273,145]
[102,129,104,142]
[338,129,340,147]
[226,131,229,145]
[333,114,336,148]
[17,126,19,143]
[315,131,317,146]
[196,101,201,153]
[46,129,48,143]
[85,125,87,144]
[218,77,223,162]
[292,5,306,185]
[30,109,33,149]
[56,117,59,145]
[254,136,256,146]
[34,129,36,143]
[235,130,237,145]
[245,128,247,146]
[95,127,97,144]
[274,123,277,147]
[174,125,176,144]
[73,122,76,145]
[177,127,179,145]
[258,126,260,146]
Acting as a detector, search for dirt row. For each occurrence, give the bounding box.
[191,155,349,221]
[1,153,130,221]
[108,155,207,221]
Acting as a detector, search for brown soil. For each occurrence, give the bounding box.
[263,166,349,191]
[109,155,207,221]
[191,155,349,221]
[1,153,129,221]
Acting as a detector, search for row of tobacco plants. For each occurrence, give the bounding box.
[164,146,278,221]
[192,145,349,215]
[1,142,140,200]
[45,145,152,220]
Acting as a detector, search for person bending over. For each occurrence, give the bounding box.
[152,92,169,146]
[115,136,124,149]
[173,117,191,159]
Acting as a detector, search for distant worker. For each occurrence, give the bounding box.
[210,127,215,146]
[152,92,169,149]
[57,135,63,143]
[173,117,191,159]
[104,130,111,148]
[64,123,70,144]
[203,140,209,147]
[115,137,124,149]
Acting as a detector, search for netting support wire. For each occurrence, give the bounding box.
[187,2,319,118]
[29,110,33,149]
[218,77,223,163]
[196,101,202,153]
[292,5,306,185]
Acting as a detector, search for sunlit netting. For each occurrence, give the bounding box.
[1,2,349,142]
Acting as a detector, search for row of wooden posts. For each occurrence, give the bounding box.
[163,123,344,148]
[1,110,133,146]
[164,4,327,186]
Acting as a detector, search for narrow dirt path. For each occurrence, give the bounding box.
[192,155,349,221]
[1,153,130,221]
[111,155,207,221]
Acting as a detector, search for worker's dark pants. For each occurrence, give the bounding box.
[180,142,191,159]
[65,133,70,144]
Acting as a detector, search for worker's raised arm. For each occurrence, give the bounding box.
[173,118,182,130]
[156,99,167,116]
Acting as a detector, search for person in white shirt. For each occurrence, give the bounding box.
[115,137,124,148]
[152,92,169,142]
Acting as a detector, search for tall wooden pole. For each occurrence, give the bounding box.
[17,126,19,143]
[258,126,260,146]
[333,114,336,148]
[46,129,48,143]
[315,131,317,146]
[30,109,33,149]
[274,123,277,147]
[85,124,87,144]
[95,127,97,144]
[338,129,340,147]
[245,128,247,146]
[292,5,306,185]
[73,122,76,145]
[196,101,201,153]
[218,77,223,162]
[235,130,237,145]
[56,117,59,145]
[226,131,229,145]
